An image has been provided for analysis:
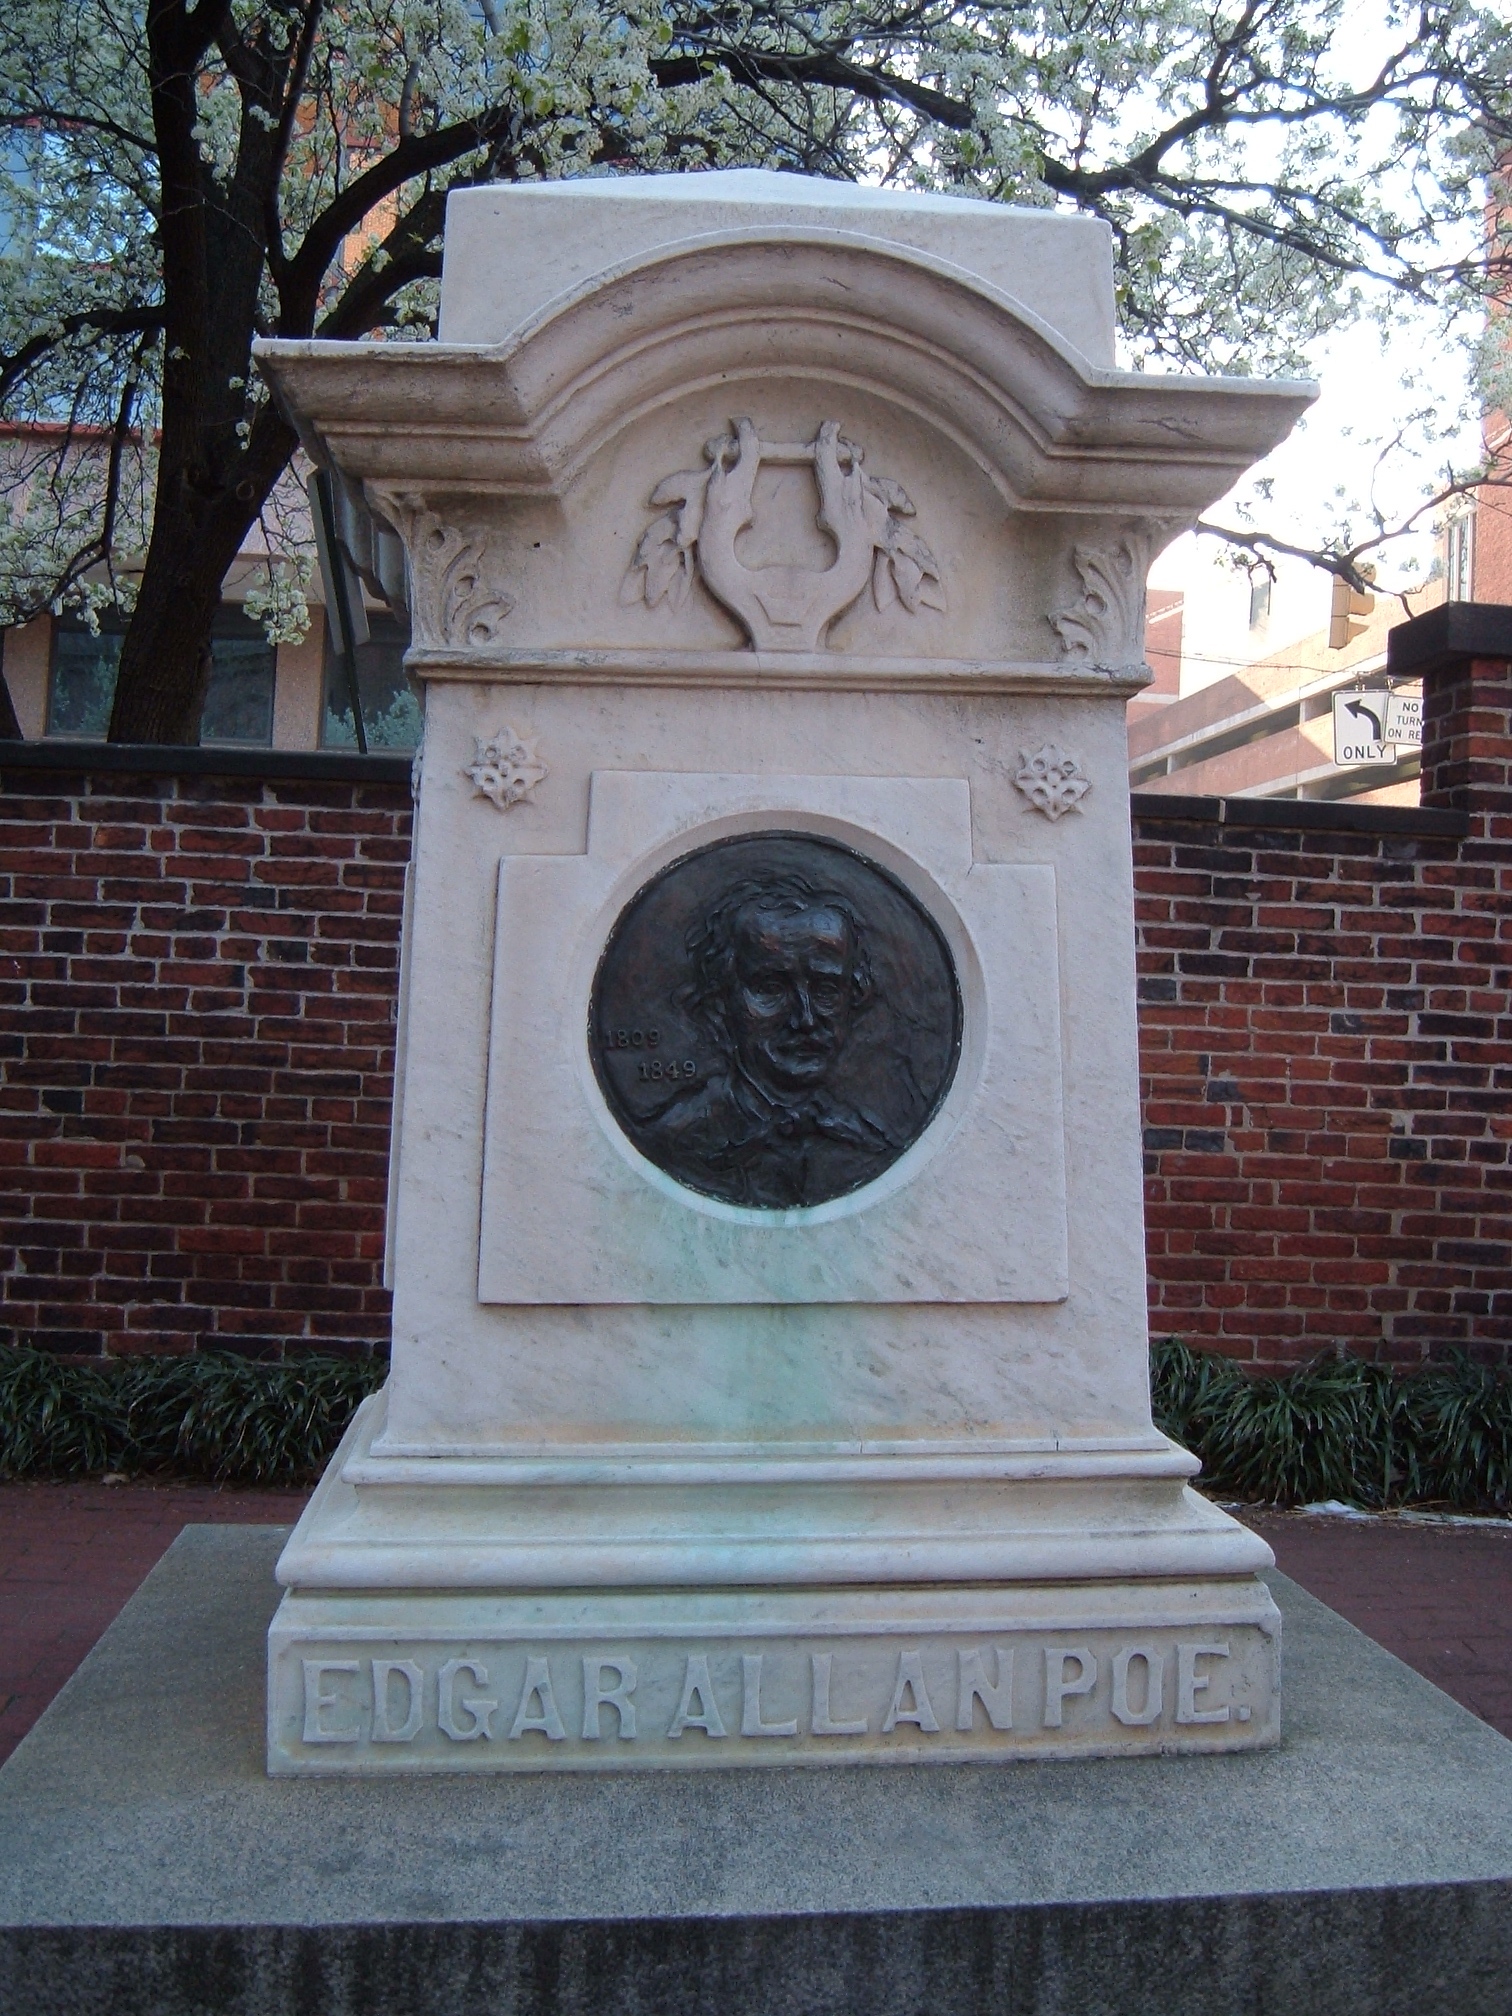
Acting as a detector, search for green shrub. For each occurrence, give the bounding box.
[7,1337,1512,1509]
[0,1347,121,1477]
[1152,1338,1512,1512]
[1398,1360,1512,1512]
[0,1345,386,1485]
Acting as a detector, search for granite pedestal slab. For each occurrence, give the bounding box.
[6,1528,1512,2016]
[254,171,1316,1774]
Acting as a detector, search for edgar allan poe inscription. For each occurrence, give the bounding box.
[589,832,962,1209]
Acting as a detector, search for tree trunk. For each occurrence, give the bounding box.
[0,656,22,739]
[106,421,292,744]
[107,536,233,744]
[108,0,295,745]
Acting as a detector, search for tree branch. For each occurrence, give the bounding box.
[651,44,973,130]
[278,113,507,325]
[177,0,237,66]
[264,0,326,281]
[0,108,155,156]
[0,329,155,635]
[315,186,448,339]
[96,331,156,603]
[1197,465,1512,593]
[398,58,422,142]
[0,307,165,408]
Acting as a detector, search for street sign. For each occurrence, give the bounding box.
[1332,691,1396,767]
[1384,689,1423,747]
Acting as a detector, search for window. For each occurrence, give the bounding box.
[1247,574,1272,629]
[1446,511,1475,602]
[47,611,276,745]
[321,610,420,749]
[199,633,276,744]
[48,627,120,738]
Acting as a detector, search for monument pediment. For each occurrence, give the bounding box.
[259,228,1311,518]
[260,234,1308,680]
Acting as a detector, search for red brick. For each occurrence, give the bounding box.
[1136,649,1512,1368]
[6,667,1510,1371]
[0,772,408,1358]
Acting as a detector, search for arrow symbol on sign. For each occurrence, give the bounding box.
[1345,697,1385,741]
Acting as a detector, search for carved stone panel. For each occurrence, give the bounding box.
[589,833,962,1209]
[476,769,1069,1307]
[366,486,513,649]
[466,727,548,811]
[269,1595,1279,1772]
[625,420,945,651]
[1014,744,1091,821]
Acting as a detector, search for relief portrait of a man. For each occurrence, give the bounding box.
[590,831,962,1211]
[641,874,901,1208]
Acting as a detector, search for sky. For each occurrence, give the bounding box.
[1150,293,1485,692]
[1142,0,1491,689]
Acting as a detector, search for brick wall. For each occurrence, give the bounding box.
[1,609,1507,1369]
[1136,606,1512,1367]
[0,748,411,1360]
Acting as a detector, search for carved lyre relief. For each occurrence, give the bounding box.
[624,420,946,651]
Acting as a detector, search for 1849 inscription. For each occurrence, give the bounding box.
[589,832,962,1208]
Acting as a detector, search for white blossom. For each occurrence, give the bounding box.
[0,0,1506,707]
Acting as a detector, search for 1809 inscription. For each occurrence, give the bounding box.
[589,832,962,1208]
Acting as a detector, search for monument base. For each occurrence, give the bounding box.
[268,1393,1280,1772]
[270,1579,1279,1772]
[5,1528,1512,2016]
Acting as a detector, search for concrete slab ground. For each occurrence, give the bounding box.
[2,1525,1511,2016]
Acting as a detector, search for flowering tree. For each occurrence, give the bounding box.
[1,0,1508,742]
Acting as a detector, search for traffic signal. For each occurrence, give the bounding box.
[1328,570,1375,649]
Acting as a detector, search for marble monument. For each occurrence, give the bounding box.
[255,170,1314,1772]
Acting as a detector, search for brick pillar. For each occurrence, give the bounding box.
[1390,602,1512,829]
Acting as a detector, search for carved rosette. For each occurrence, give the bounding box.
[1014,745,1091,821]
[466,728,547,812]
[1049,521,1175,673]
[367,487,513,650]
[624,420,946,652]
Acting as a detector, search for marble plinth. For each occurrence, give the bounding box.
[254,171,1315,1778]
[270,1393,1278,1772]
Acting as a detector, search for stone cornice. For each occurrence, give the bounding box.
[403,644,1154,696]
[255,228,1314,518]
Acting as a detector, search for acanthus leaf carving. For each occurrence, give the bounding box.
[625,420,946,652]
[1048,521,1176,673]
[367,487,514,650]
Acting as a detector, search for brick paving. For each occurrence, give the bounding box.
[0,1477,309,1765]
[4,1483,1512,1767]
[1245,1505,1512,1739]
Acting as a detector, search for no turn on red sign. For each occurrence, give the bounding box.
[1384,689,1423,746]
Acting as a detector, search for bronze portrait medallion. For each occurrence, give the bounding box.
[588,831,962,1209]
